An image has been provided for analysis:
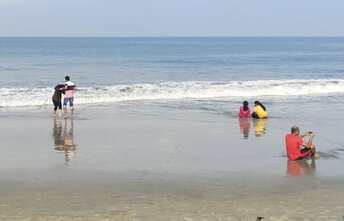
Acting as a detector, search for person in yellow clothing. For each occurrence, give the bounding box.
[252,101,268,119]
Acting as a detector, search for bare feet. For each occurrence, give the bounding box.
[313,153,320,159]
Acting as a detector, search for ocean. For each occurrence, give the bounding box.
[2,38,344,220]
[1,37,344,117]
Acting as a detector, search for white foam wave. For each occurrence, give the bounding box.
[0,79,344,107]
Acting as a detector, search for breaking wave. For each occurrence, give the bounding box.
[1,79,344,107]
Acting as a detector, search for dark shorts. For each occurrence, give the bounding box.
[297,148,315,160]
[53,100,62,110]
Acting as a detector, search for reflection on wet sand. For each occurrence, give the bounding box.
[286,159,316,177]
[238,118,251,139]
[53,118,77,165]
[253,118,267,137]
[238,118,267,139]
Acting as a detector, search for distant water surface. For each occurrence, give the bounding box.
[0,37,344,109]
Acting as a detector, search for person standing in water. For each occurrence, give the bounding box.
[63,76,77,118]
[52,84,64,117]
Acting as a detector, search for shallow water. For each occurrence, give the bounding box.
[1,105,343,178]
[1,106,344,220]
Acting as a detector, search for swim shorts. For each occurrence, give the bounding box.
[63,97,74,107]
[297,147,315,160]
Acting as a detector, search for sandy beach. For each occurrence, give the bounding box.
[1,104,344,220]
[1,0,344,218]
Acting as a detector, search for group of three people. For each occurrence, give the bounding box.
[237,100,320,161]
[52,76,77,118]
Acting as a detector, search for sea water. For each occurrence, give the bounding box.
[0,37,344,117]
[0,38,344,113]
[0,38,344,102]
[1,38,344,179]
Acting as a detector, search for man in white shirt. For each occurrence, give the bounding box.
[63,76,77,118]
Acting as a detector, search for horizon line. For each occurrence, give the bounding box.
[1,36,344,38]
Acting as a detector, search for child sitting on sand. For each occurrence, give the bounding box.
[238,101,251,118]
[52,84,65,117]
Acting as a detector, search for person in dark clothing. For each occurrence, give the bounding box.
[52,84,65,117]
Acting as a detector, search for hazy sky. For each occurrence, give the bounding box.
[0,0,343,37]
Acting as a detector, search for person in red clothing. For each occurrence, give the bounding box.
[238,101,251,118]
[285,126,320,160]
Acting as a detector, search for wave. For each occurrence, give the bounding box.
[1,79,344,107]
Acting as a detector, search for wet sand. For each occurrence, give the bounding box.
[0,104,344,220]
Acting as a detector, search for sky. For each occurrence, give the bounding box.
[0,0,344,37]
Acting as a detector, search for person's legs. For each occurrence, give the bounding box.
[69,98,74,117]
[63,98,69,117]
[298,147,316,160]
[303,134,320,159]
[53,101,58,116]
[57,101,62,117]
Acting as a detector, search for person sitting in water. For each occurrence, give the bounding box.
[238,101,251,118]
[285,126,320,161]
[251,101,268,119]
